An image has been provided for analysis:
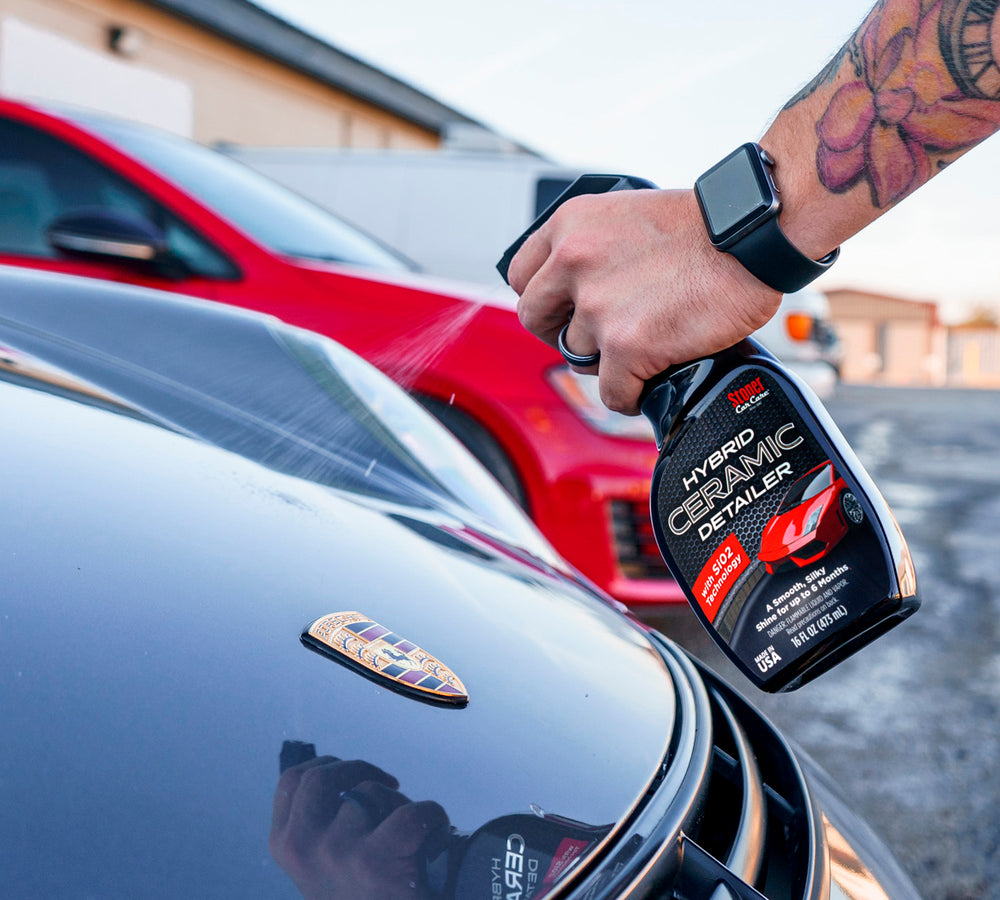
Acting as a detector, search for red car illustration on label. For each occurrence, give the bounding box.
[757,461,864,574]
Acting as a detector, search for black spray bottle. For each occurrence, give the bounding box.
[498,175,919,693]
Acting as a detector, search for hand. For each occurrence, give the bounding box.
[270,756,449,900]
[508,188,781,416]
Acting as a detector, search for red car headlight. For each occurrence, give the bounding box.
[805,507,822,534]
[547,366,654,440]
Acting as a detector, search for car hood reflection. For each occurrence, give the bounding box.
[0,266,555,564]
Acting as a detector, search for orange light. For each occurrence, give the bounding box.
[784,313,814,342]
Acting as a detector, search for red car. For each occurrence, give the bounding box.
[757,460,864,574]
[0,97,679,606]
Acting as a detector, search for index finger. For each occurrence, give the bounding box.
[271,755,340,835]
[506,226,552,296]
[272,758,399,836]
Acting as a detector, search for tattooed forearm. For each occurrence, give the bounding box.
[783,45,852,110]
[940,0,1000,99]
[805,0,1000,208]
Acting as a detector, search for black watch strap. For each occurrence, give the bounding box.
[729,215,839,294]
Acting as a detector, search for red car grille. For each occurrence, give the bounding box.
[610,500,673,580]
[791,538,829,565]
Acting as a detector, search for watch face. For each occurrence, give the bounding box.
[696,144,776,247]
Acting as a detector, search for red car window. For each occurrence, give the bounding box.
[776,463,833,513]
[76,113,414,272]
[0,117,236,278]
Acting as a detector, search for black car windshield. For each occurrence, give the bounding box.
[72,113,414,272]
[273,326,551,556]
[777,463,834,513]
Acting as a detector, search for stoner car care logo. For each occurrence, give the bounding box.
[729,376,769,413]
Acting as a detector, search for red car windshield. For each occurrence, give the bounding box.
[777,464,833,514]
[72,112,415,272]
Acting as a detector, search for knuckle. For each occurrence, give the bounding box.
[599,381,628,414]
[277,768,303,793]
[268,832,290,862]
[507,259,527,295]
[549,232,597,274]
[516,301,536,332]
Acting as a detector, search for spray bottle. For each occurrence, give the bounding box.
[498,175,918,692]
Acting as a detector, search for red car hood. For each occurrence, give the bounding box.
[291,257,521,312]
[284,257,565,400]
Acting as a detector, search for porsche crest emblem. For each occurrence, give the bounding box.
[302,612,468,706]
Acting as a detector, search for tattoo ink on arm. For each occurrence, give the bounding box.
[808,0,1000,209]
[784,45,853,109]
[939,0,1000,99]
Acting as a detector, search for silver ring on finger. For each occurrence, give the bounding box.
[557,322,601,368]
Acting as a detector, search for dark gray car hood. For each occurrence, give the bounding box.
[0,267,678,897]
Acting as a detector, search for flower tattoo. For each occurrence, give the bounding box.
[815,0,1000,208]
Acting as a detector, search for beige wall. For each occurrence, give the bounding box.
[834,319,878,382]
[828,288,1000,387]
[826,288,944,386]
[1,0,440,149]
[884,320,932,384]
[948,328,1000,387]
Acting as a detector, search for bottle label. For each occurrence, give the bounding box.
[450,814,610,899]
[652,369,890,681]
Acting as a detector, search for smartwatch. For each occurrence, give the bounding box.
[694,142,838,293]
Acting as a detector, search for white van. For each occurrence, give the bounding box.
[220,145,579,285]
[755,289,842,397]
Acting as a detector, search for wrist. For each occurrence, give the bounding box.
[758,139,837,261]
[694,143,837,293]
[759,114,872,261]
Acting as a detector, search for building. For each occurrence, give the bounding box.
[825,288,945,386]
[826,288,1000,388]
[0,0,515,150]
[947,320,1000,388]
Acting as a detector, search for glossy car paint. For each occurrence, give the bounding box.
[0,97,677,607]
[757,461,851,573]
[0,266,921,899]
[0,266,670,893]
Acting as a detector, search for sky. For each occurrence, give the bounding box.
[256,0,1000,322]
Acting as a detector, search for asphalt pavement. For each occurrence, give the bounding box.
[640,383,1000,900]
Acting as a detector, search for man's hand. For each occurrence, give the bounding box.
[508,188,781,416]
[270,756,449,900]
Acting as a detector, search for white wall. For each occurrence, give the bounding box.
[0,17,193,136]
